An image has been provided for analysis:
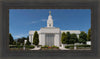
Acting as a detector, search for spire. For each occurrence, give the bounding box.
[47,11,53,27]
[49,11,51,15]
[48,11,52,20]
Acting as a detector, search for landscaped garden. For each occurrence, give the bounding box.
[41,45,59,50]
[9,28,91,50]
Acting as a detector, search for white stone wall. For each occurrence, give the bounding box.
[29,30,81,46]
[40,27,60,33]
[39,33,45,46]
[54,34,60,47]
[77,34,79,38]
[29,34,33,45]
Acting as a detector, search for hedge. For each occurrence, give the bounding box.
[25,45,35,48]
[52,45,59,48]
[76,45,91,47]
[9,45,34,48]
[65,45,74,49]
[41,45,59,48]
[65,45,91,49]
[9,45,23,48]
[41,45,48,48]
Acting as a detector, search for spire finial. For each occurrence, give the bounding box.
[49,11,51,15]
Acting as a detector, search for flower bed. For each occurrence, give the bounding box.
[41,45,59,50]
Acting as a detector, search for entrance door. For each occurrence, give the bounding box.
[45,34,54,46]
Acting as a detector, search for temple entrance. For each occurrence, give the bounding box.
[45,34,54,46]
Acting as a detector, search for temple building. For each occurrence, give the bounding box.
[29,11,81,47]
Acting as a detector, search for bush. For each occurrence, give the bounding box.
[41,45,48,48]
[9,45,23,48]
[16,42,21,45]
[26,40,31,46]
[76,45,91,47]
[65,45,74,49]
[9,45,17,48]
[52,45,59,48]
[13,41,16,45]
[25,45,35,48]
[17,45,23,48]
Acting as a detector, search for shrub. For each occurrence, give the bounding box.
[9,45,17,48]
[76,45,91,47]
[52,45,59,48]
[9,45,23,48]
[41,45,48,48]
[16,42,20,45]
[25,45,35,48]
[17,45,23,48]
[13,41,16,45]
[65,45,74,49]
[9,45,34,49]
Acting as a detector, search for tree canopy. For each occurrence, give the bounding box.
[69,33,78,44]
[9,33,14,45]
[79,31,87,44]
[66,32,71,44]
[33,31,39,45]
[61,32,67,44]
[26,36,31,45]
[17,37,26,45]
[61,32,79,44]
[87,28,91,41]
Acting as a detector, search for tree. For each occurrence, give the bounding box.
[9,33,14,45]
[79,31,87,44]
[17,37,26,45]
[26,36,31,45]
[87,28,91,41]
[13,41,16,45]
[33,31,39,45]
[78,38,86,44]
[61,32,67,44]
[16,42,20,45]
[66,32,71,44]
[69,33,78,44]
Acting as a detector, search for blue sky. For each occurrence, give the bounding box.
[9,9,91,39]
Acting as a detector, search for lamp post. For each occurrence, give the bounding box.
[23,40,27,50]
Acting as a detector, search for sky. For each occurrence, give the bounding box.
[9,9,91,39]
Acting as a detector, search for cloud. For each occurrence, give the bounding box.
[14,35,21,38]
[31,19,47,24]
[14,34,28,38]
[32,21,37,24]
[41,19,47,22]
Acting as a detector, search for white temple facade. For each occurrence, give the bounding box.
[29,11,81,47]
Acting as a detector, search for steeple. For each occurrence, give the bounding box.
[49,11,51,15]
[47,11,53,27]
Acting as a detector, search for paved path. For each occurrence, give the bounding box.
[30,47,70,50]
[59,47,70,50]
